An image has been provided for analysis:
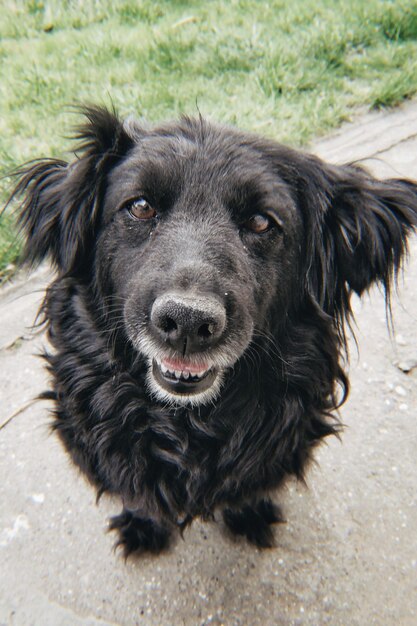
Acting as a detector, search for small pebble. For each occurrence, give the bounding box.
[395,334,407,346]
[31,493,45,504]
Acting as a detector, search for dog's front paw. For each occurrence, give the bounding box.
[223,499,284,548]
[109,509,171,558]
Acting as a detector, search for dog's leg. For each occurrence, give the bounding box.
[222,498,284,548]
[109,508,172,557]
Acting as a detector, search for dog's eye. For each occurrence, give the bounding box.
[244,213,273,234]
[126,198,157,220]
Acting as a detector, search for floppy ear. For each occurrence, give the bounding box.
[9,106,134,274]
[302,160,417,315]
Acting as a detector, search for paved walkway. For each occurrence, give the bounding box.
[1,102,416,626]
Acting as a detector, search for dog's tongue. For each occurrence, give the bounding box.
[161,357,209,375]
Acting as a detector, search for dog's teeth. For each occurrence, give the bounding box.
[157,361,211,381]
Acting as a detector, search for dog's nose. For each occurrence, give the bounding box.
[151,293,226,352]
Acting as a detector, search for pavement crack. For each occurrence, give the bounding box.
[368,131,417,158]
[0,399,38,431]
[0,330,43,352]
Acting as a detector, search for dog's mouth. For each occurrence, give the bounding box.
[136,334,246,406]
[152,357,218,397]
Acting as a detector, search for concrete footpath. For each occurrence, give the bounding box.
[1,102,417,626]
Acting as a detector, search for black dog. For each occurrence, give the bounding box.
[9,106,417,555]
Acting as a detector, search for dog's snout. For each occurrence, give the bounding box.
[151,293,226,352]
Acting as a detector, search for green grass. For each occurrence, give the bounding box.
[2,0,417,276]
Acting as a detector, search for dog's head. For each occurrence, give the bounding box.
[11,106,417,406]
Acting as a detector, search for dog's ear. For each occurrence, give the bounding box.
[299,159,417,314]
[9,106,134,274]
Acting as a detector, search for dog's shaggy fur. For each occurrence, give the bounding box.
[9,106,417,555]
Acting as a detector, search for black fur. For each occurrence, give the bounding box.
[7,106,417,556]
[223,499,284,548]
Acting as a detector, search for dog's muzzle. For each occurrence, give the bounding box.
[148,293,227,402]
